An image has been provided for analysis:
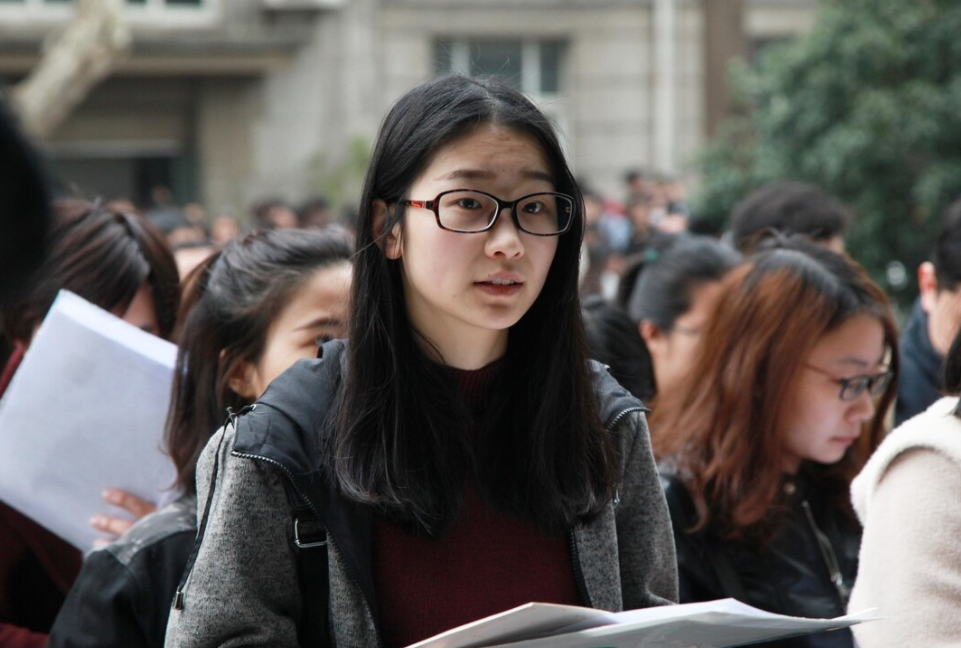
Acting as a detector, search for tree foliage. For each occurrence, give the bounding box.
[693,0,961,299]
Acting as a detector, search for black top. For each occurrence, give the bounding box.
[47,496,197,648]
[896,298,943,426]
[661,470,860,648]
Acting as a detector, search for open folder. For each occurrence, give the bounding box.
[406,598,878,648]
[0,290,178,551]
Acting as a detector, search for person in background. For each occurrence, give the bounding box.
[896,198,961,425]
[47,228,353,648]
[621,234,740,404]
[166,74,676,648]
[654,236,899,648]
[730,181,853,254]
[252,198,299,230]
[0,200,180,648]
[848,325,961,648]
[299,195,337,230]
[0,100,49,306]
[582,295,654,402]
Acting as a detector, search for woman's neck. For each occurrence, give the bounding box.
[416,328,508,370]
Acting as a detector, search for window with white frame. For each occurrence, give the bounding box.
[434,38,566,99]
[434,37,571,155]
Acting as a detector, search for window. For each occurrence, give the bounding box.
[434,38,566,98]
[0,0,216,26]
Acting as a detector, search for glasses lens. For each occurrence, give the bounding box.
[869,370,893,396]
[516,193,573,235]
[840,377,869,401]
[436,191,496,232]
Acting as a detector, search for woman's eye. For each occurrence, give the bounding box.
[314,334,334,347]
[456,198,483,210]
[522,201,546,214]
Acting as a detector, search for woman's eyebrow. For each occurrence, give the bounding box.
[294,317,344,332]
[435,168,553,183]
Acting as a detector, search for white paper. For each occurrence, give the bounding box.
[0,290,178,551]
[408,598,879,648]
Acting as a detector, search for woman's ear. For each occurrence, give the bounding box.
[222,349,260,400]
[372,199,402,260]
[639,320,663,346]
[227,359,260,400]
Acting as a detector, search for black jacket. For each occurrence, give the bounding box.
[661,471,860,648]
[46,496,197,648]
[896,299,943,426]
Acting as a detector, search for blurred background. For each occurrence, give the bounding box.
[2,0,959,307]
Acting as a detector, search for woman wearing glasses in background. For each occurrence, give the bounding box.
[165,74,677,648]
[652,236,899,648]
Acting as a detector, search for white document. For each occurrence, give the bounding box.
[0,290,178,550]
[407,598,879,648]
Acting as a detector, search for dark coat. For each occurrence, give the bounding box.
[661,471,860,648]
[47,496,197,648]
[895,299,943,426]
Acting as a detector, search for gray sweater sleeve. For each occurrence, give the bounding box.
[164,425,302,648]
[615,411,679,607]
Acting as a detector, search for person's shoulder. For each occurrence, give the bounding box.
[102,495,197,568]
[589,359,649,430]
[853,397,961,519]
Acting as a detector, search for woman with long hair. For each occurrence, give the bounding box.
[165,74,677,648]
[619,233,739,402]
[653,237,899,648]
[0,200,180,648]
[48,228,353,648]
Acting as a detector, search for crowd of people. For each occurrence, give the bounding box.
[1,73,960,648]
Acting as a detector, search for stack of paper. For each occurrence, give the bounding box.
[408,598,878,648]
[0,290,178,550]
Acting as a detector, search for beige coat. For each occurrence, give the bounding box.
[849,397,961,648]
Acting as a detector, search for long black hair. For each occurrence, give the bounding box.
[332,74,618,537]
[166,228,353,495]
[0,200,180,344]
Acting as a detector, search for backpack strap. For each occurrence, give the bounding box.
[291,498,331,648]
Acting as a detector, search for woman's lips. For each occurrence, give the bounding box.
[475,279,523,296]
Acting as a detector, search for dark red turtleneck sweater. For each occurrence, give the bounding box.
[372,360,580,648]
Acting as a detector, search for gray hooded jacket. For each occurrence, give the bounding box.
[165,341,677,647]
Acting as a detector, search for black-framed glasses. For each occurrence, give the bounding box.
[803,363,894,402]
[401,188,575,236]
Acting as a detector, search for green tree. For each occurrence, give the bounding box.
[694,0,961,301]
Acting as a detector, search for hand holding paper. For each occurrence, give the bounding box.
[0,290,178,551]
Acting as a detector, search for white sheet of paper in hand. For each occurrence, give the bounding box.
[406,598,879,648]
[0,290,178,551]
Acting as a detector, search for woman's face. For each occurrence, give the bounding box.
[378,124,560,369]
[780,313,887,473]
[230,262,352,400]
[115,282,160,337]
[642,280,723,397]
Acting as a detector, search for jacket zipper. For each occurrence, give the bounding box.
[568,405,646,609]
[800,499,851,609]
[233,450,384,648]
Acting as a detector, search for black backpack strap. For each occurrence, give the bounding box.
[282,474,333,648]
[292,500,331,648]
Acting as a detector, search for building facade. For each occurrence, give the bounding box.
[0,0,817,220]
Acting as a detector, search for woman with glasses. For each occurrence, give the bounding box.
[651,236,899,648]
[165,74,677,648]
[618,233,741,402]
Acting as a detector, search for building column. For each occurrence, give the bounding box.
[703,0,746,139]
